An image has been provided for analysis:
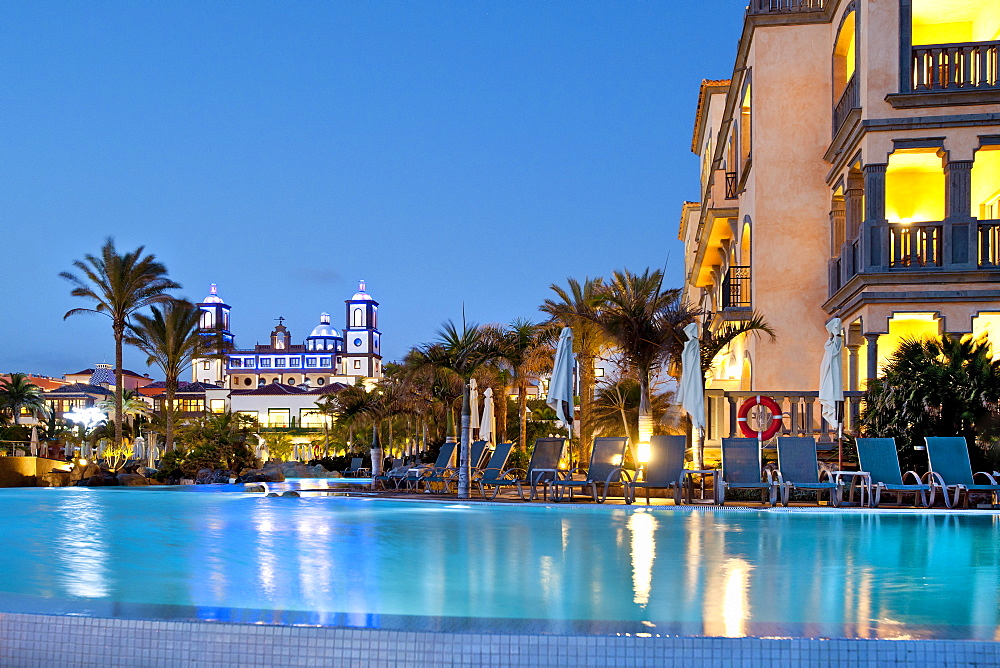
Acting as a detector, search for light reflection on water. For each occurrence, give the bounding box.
[0,489,999,639]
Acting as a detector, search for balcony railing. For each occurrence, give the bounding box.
[722,265,751,308]
[979,220,1000,267]
[748,0,823,14]
[725,171,737,199]
[889,222,942,268]
[833,72,859,135]
[912,41,1000,92]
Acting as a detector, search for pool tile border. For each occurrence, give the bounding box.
[1,612,998,667]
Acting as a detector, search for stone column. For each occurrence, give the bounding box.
[847,344,861,392]
[944,159,976,267]
[864,333,880,385]
[861,164,888,271]
[845,173,864,241]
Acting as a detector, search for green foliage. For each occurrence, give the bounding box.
[154,449,186,482]
[0,373,45,424]
[172,411,259,476]
[260,431,293,462]
[861,335,1000,470]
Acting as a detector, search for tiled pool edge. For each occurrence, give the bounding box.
[2,613,997,667]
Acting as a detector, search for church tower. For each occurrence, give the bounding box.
[342,280,383,379]
[192,284,233,385]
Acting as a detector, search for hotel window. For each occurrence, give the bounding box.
[300,409,324,428]
[320,358,332,367]
[244,358,255,367]
[178,399,204,412]
[203,361,211,370]
[209,399,226,413]
[267,409,290,428]
[275,358,286,367]
[259,358,271,368]
[353,360,361,369]
[317,377,325,386]
[230,358,242,368]
[290,358,301,367]
[353,308,364,327]
[306,358,318,367]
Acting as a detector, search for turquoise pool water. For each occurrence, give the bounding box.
[1,487,998,640]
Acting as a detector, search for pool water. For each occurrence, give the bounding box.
[1,487,998,639]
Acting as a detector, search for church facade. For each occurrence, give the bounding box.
[192,281,383,389]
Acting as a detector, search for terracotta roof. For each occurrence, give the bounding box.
[46,383,113,396]
[306,383,350,395]
[691,78,732,154]
[67,368,148,379]
[137,381,222,396]
[0,374,70,391]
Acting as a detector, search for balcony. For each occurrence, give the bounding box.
[832,72,859,136]
[829,219,1000,296]
[725,171,738,199]
[722,265,751,309]
[912,41,1000,92]
[748,0,823,14]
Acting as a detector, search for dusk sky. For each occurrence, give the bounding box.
[2,1,749,379]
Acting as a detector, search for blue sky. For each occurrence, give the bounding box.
[1,1,748,378]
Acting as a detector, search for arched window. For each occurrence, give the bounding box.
[833,9,857,100]
[353,308,364,327]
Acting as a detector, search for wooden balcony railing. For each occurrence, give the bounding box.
[748,0,823,14]
[725,171,738,199]
[722,265,751,308]
[889,222,942,268]
[833,72,859,135]
[912,41,1000,91]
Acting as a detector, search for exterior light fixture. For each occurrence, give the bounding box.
[637,442,651,465]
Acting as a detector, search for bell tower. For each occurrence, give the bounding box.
[192,284,233,385]
[342,280,383,379]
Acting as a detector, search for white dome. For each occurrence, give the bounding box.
[203,283,224,304]
[352,279,373,301]
[309,312,340,338]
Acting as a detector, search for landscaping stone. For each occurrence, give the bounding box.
[38,471,71,487]
[116,473,149,486]
[85,473,118,487]
[195,468,215,484]
[70,463,101,484]
[236,468,285,483]
[179,479,194,485]
[136,467,157,478]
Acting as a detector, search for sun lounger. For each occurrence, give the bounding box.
[925,436,1000,508]
[474,442,515,497]
[402,442,457,492]
[719,437,776,505]
[343,457,369,477]
[373,458,406,490]
[855,438,934,507]
[550,437,629,503]
[624,435,720,505]
[423,440,490,493]
[773,436,842,507]
[479,438,565,501]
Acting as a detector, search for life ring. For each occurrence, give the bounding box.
[737,396,783,440]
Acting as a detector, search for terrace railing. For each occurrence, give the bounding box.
[722,265,751,308]
[979,220,1000,267]
[748,0,823,14]
[833,72,859,135]
[912,41,1000,92]
[725,171,738,199]
[889,222,942,268]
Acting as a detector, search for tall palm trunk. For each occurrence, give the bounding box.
[517,385,528,451]
[458,382,471,498]
[370,423,382,483]
[578,352,596,468]
[114,324,125,449]
[165,378,177,452]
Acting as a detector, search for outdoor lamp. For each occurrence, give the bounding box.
[637,442,651,465]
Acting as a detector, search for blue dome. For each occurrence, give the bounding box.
[352,279,374,301]
[308,313,340,339]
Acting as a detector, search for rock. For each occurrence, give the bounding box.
[85,473,118,487]
[236,468,284,483]
[179,478,195,485]
[211,470,235,484]
[70,463,101,484]
[116,473,149,486]
[280,461,311,478]
[136,467,157,478]
[38,471,71,487]
[195,468,215,484]
[280,490,300,497]
[244,484,266,493]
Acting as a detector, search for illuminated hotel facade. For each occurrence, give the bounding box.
[680,0,999,399]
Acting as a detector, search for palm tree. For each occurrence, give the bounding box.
[591,377,679,447]
[491,319,553,451]
[861,335,1000,471]
[541,276,606,463]
[329,384,386,477]
[410,320,496,498]
[97,389,152,428]
[590,268,696,451]
[0,373,45,425]
[698,312,776,376]
[124,300,203,452]
[61,238,180,449]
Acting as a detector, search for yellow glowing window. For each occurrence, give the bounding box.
[911,0,999,45]
[209,399,226,413]
[885,149,945,224]
[267,409,290,428]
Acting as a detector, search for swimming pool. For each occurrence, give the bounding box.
[1,486,998,643]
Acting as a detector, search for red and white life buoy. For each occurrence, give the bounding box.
[737,395,783,440]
